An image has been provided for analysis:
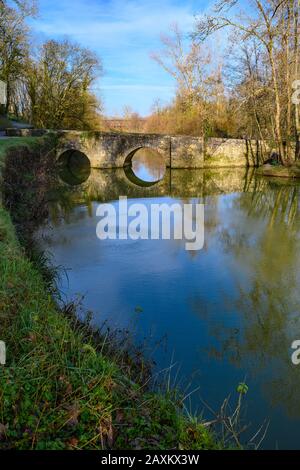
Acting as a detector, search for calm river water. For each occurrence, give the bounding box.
[39,150,300,449]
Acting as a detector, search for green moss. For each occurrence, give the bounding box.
[257,164,300,178]
[204,154,233,166]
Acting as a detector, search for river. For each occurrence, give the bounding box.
[38,149,300,449]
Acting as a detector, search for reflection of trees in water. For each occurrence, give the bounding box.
[191,180,300,417]
[47,168,300,415]
[131,148,166,181]
[48,168,171,226]
[51,167,255,214]
[245,178,300,228]
[48,183,92,226]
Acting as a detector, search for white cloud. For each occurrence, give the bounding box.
[31,0,208,114]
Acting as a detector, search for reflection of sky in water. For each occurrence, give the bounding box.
[40,169,300,449]
[131,148,165,182]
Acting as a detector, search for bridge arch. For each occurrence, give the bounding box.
[57,149,91,168]
[57,149,91,185]
[123,146,165,167]
[123,146,166,186]
[123,146,144,167]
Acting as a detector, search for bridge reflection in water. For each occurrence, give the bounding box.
[125,148,166,186]
[58,164,259,204]
[43,163,300,450]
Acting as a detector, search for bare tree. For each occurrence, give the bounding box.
[152,23,212,106]
[0,0,37,16]
[194,0,298,164]
[151,24,226,136]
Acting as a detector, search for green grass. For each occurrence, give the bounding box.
[0,139,224,450]
[0,206,222,450]
[0,137,43,168]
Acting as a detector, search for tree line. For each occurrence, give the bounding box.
[0,0,102,129]
[2,0,300,164]
[144,0,300,165]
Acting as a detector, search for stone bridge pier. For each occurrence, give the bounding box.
[56,131,205,169]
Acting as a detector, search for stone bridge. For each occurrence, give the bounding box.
[56,131,204,169]
[5,129,272,168]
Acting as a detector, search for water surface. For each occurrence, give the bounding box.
[40,164,300,449]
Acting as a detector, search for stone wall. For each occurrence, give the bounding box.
[171,136,204,168]
[57,131,172,169]
[5,128,274,169]
[5,128,48,137]
[56,131,206,169]
[204,138,271,168]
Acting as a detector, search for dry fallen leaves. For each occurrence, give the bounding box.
[99,414,114,449]
[65,402,80,427]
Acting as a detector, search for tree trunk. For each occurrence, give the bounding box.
[4,80,10,115]
[269,49,285,164]
[285,4,292,162]
[294,1,300,160]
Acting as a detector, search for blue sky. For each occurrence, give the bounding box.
[30,0,212,116]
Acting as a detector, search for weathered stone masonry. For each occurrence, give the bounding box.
[55,131,205,169]
[5,129,271,168]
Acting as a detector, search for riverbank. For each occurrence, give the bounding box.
[0,138,224,450]
[257,164,300,179]
[0,137,42,167]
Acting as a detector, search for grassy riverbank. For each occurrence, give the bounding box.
[0,137,41,161]
[0,138,223,450]
[257,164,300,179]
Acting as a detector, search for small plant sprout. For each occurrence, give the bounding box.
[237,383,249,396]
